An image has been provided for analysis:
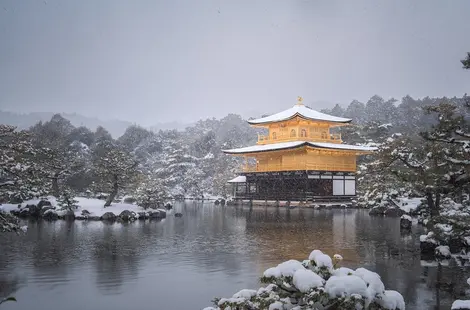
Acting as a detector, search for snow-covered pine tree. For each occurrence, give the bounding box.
[92,140,140,207]
[378,133,452,217]
[0,211,21,233]
[420,101,470,193]
[29,114,87,197]
[134,175,168,209]
[0,125,48,203]
[182,165,206,199]
[57,189,79,211]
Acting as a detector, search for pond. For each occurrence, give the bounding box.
[0,203,468,310]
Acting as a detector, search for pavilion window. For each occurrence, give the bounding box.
[300,129,307,137]
[290,129,296,137]
[272,132,277,140]
[321,132,327,139]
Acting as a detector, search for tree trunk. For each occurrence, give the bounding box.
[104,175,119,207]
[427,191,440,218]
[52,173,60,197]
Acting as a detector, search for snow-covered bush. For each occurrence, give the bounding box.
[205,250,405,310]
[57,189,79,211]
[134,176,168,209]
[0,210,20,232]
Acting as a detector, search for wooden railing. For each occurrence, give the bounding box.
[242,162,355,173]
[257,133,342,145]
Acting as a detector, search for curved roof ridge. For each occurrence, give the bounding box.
[222,141,376,154]
[248,104,351,125]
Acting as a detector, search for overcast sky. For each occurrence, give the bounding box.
[0,0,469,125]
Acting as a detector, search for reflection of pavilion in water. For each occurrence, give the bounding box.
[240,207,361,273]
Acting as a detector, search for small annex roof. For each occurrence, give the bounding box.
[227,175,246,183]
[222,141,377,155]
[248,97,352,125]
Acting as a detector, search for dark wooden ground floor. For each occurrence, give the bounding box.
[231,170,356,202]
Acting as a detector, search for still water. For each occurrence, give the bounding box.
[0,203,469,310]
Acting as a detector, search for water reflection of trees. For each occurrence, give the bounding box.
[92,222,141,295]
[353,212,470,309]
[1,205,469,309]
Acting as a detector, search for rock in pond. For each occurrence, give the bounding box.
[26,204,42,218]
[40,206,55,217]
[384,208,405,217]
[148,210,166,219]
[175,212,183,217]
[101,212,117,221]
[400,215,412,230]
[137,212,149,220]
[164,203,173,210]
[42,209,59,221]
[119,210,136,221]
[420,233,438,255]
[62,210,76,221]
[369,206,387,216]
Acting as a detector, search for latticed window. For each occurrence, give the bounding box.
[290,129,296,137]
[300,129,307,137]
[272,132,277,139]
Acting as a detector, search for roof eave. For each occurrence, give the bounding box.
[247,113,352,126]
[223,142,376,155]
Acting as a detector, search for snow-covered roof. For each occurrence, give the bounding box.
[248,104,352,125]
[227,175,246,183]
[223,141,376,154]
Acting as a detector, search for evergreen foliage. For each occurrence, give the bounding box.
[206,250,405,310]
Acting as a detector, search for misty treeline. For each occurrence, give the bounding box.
[0,112,257,206]
[1,54,469,212]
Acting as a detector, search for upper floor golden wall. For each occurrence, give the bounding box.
[255,117,344,145]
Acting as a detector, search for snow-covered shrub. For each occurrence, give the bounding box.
[57,190,79,211]
[207,250,405,310]
[134,176,168,209]
[0,210,20,233]
[423,198,470,250]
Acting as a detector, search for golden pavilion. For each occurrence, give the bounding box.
[223,97,376,202]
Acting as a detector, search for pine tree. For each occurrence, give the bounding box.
[0,125,48,203]
[92,140,139,207]
[134,175,168,209]
[57,189,79,211]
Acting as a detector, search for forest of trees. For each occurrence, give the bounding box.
[1,53,469,233]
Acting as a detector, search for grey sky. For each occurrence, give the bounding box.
[1,0,469,126]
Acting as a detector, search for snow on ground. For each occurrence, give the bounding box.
[452,300,470,309]
[0,196,166,218]
[72,197,150,217]
[394,197,423,213]
[0,196,58,212]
